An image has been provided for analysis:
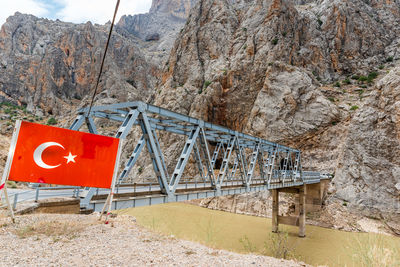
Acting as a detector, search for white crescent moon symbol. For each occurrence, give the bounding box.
[33,142,65,169]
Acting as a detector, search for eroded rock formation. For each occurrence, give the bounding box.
[152,0,400,218]
[0,13,158,116]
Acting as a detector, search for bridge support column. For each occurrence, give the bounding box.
[298,184,306,237]
[270,184,307,237]
[272,189,279,233]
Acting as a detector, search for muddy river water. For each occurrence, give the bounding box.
[116,203,400,266]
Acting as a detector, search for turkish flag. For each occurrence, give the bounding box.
[7,121,120,188]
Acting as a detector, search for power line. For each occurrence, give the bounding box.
[86,0,120,117]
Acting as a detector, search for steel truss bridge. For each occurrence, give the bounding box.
[67,101,330,215]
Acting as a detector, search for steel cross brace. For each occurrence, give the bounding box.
[198,127,216,187]
[234,136,248,183]
[258,149,267,184]
[267,147,277,185]
[169,126,201,194]
[216,136,236,190]
[139,112,172,197]
[193,142,206,182]
[245,142,261,188]
[118,136,145,184]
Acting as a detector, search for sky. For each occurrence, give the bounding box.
[0,0,152,26]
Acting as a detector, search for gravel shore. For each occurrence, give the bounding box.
[0,213,305,267]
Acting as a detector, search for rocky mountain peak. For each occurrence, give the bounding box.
[150,0,197,19]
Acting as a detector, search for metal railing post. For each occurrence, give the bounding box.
[13,193,18,210]
[35,188,40,202]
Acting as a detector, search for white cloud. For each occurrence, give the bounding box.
[0,0,49,25]
[55,0,152,24]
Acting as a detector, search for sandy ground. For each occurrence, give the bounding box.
[0,213,306,267]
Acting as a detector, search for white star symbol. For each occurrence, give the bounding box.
[64,152,77,164]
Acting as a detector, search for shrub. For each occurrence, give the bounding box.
[265,231,297,260]
[368,71,378,81]
[6,181,17,189]
[317,18,323,26]
[328,97,335,102]
[351,75,360,80]
[203,80,212,89]
[358,76,368,82]
[349,234,400,267]
[47,117,57,125]
[343,78,351,85]
[350,105,359,111]
[242,27,247,32]
[386,56,394,62]
[378,65,384,70]
[271,38,279,45]
[282,31,287,37]
[334,82,341,88]
[239,235,257,253]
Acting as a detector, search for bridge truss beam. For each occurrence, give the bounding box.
[72,101,306,207]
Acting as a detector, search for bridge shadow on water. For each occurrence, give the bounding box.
[115,202,400,266]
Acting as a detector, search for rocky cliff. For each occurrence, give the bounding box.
[0,12,158,116]
[117,0,198,64]
[153,0,400,218]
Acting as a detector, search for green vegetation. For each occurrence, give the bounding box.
[334,81,341,88]
[317,18,323,26]
[328,97,335,102]
[357,72,378,84]
[242,27,247,32]
[239,235,257,253]
[203,80,212,89]
[0,101,39,123]
[368,71,378,80]
[343,78,351,85]
[350,105,359,111]
[282,31,287,37]
[358,76,368,82]
[378,65,384,70]
[386,56,394,62]
[349,234,400,267]
[47,117,57,125]
[6,181,17,189]
[115,203,400,267]
[243,44,247,50]
[271,38,279,45]
[266,231,298,260]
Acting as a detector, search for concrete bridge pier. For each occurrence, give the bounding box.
[271,184,307,237]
